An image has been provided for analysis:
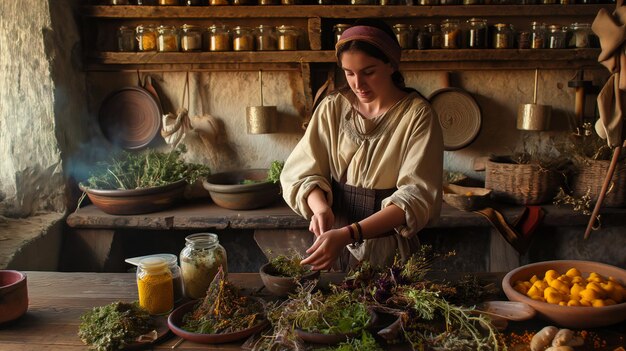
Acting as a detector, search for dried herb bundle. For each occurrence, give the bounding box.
[78,301,152,351]
[182,268,264,334]
[317,331,383,351]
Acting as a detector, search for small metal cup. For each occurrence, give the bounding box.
[246,106,277,134]
[517,103,551,131]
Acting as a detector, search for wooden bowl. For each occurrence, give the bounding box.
[502,260,626,328]
[259,263,320,297]
[202,169,281,210]
[80,180,186,215]
[443,184,491,211]
[0,270,28,325]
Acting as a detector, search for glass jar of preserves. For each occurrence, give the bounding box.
[137,257,174,315]
[547,24,566,49]
[180,233,227,299]
[492,23,514,49]
[425,23,442,49]
[416,27,431,50]
[180,24,203,52]
[441,19,461,49]
[205,25,230,51]
[136,24,157,52]
[568,23,591,48]
[233,26,254,51]
[393,24,413,50]
[465,18,487,49]
[531,22,545,49]
[333,24,351,46]
[255,25,277,51]
[517,30,531,49]
[157,25,179,52]
[117,26,136,52]
[209,0,229,4]
[277,25,299,51]
[158,0,180,4]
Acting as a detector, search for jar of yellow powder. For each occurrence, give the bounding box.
[137,257,173,315]
[157,25,179,52]
[136,24,157,52]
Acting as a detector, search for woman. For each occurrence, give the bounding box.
[280,20,443,271]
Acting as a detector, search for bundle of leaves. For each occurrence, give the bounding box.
[78,301,153,351]
[82,146,210,190]
[266,250,312,279]
[182,268,265,334]
[267,160,284,184]
[317,331,383,351]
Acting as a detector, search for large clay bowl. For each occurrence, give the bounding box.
[259,263,320,297]
[202,169,281,210]
[502,260,626,328]
[80,180,186,215]
[167,300,268,344]
[0,270,28,325]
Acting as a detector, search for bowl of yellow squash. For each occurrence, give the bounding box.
[502,260,626,328]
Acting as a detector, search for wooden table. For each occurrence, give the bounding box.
[1,272,625,351]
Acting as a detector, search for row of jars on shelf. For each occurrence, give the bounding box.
[338,20,597,50]
[102,0,606,5]
[119,24,301,52]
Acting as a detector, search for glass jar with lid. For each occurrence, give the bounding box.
[425,23,442,49]
[568,23,591,48]
[137,257,174,315]
[547,24,566,49]
[180,233,228,299]
[441,19,461,49]
[233,26,254,51]
[418,0,439,4]
[180,24,203,52]
[259,0,279,4]
[277,25,299,51]
[465,18,487,49]
[333,24,351,46]
[393,24,413,50]
[255,25,277,51]
[184,0,204,4]
[205,25,230,51]
[157,25,179,52]
[351,0,376,4]
[415,27,431,50]
[136,24,157,52]
[209,0,229,4]
[492,23,514,49]
[117,26,136,52]
[530,22,545,49]
[158,0,180,4]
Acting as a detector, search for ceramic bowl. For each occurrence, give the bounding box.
[202,169,281,210]
[502,260,626,328]
[443,184,491,211]
[0,270,28,325]
[167,300,269,344]
[80,180,186,215]
[259,263,320,297]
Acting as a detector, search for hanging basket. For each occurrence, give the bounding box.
[485,158,560,205]
[571,158,626,208]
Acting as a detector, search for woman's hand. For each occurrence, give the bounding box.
[309,206,334,237]
[301,227,351,271]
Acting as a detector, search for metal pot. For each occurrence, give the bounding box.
[247,70,277,134]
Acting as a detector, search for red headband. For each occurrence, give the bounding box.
[335,25,402,70]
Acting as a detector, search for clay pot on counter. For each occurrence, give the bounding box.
[0,270,28,325]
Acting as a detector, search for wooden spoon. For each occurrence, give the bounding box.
[475,301,536,321]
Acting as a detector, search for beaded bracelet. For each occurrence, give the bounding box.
[352,222,364,244]
[346,224,356,242]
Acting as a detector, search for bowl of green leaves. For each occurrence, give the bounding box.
[259,251,319,297]
[78,148,210,215]
[202,161,283,210]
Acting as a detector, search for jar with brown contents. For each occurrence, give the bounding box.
[158,0,180,4]
[117,26,136,52]
[393,24,413,50]
[493,23,513,49]
[137,257,173,315]
[531,22,546,49]
[465,18,487,49]
[255,25,277,51]
[441,19,461,49]
[136,24,157,52]
[157,25,179,52]
[233,26,254,51]
[205,25,230,51]
[180,24,203,52]
[277,25,299,51]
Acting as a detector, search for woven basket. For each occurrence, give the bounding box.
[571,158,626,208]
[485,159,560,205]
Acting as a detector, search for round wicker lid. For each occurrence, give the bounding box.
[98,87,161,150]
[429,88,482,151]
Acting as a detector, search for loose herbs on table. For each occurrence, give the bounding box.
[266,249,312,279]
[78,301,153,351]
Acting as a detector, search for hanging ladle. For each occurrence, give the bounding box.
[517,69,552,131]
[246,70,277,134]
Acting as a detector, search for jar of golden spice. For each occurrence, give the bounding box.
[233,26,254,51]
[393,24,413,50]
[180,233,228,299]
[277,25,299,51]
[157,25,179,52]
[117,26,136,52]
[136,24,157,52]
[255,25,277,51]
[158,0,179,4]
[492,23,513,49]
[180,24,203,52]
[209,0,229,5]
[137,257,173,315]
[205,25,230,51]
[441,19,461,49]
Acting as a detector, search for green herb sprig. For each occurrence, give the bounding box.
[267,160,284,184]
[266,250,311,279]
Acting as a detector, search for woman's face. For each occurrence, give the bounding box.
[340,49,395,104]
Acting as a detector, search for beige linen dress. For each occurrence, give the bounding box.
[280,88,443,267]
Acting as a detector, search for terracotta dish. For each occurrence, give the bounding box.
[502,260,626,328]
[167,300,268,344]
[0,270,28,325]
[80,180,186,215]
[443,184,491,211]
[259,263,320,297]
[202,169,281,210]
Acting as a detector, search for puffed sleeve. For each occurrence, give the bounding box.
[381,101,443,238]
